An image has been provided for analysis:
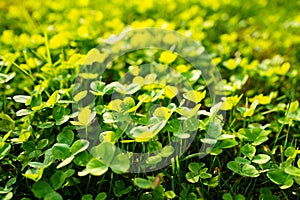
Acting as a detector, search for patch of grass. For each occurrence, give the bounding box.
[1,0,300,199]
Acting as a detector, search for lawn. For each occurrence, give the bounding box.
[0,0,300,199]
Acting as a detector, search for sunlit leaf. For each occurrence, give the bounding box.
[176,104,201,118]
[78,107,96,126]
[107,99,123,112]
[130,126,153,142]
[128,65,140,76]
[13,95,30,103]
[133,76,145,85]
[79,73,99,79]
[47,91,60,107]
[165,191,176,199]
[275,62,290,75]
[183,90,206,103]
[16,109,33,117]
[220,95,243,110]
[243,100,259,117]
[250,94,271,105]
[224,58,238,70]
[176,64,190,73]
[285,166,300,177]
[83,48,107,65]
[159,51,177,64]
[164,85,178,99]
[0,72,15,83]
[73,90,88,102]
[153,107,172,120]
[23,167,45,182]
[38,121,55,129]
[288,100,299,113]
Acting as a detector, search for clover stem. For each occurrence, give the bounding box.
[85,126,88,139]
[97,175,106,193]
[243,117,247,129]
[244,177,253,195]
[281,190,289,200]
[85,175,91,194]
[273,107,289,149]
[99,95,104,105]
[280,145,284,163]
[108,172,113,197]
[283,123,291,149]
[2,90,6,113]
[273,122,285,150]
[171,158,175,190]
[229,109,233,126]
[176,156,181,186]
[44,31,53,66]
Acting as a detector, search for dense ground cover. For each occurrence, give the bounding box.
[0,0,300,199]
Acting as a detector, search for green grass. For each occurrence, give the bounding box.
[0,0,300,199]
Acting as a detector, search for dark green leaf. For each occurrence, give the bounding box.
[227,161,241,173]
[73,151,92,166]
[32,181,54,198]
[234,157,251,165]
[284,147,296,157]
[81,194,93,200]
[38,121,55,129]
[78,158,108,176]
[110,154,130,173]
[37,139,48,150]
[52,143,71,159]
[157,146,174,157]
[240,144,256,160]
[44,192,63,200]
[0,114,15,131]
[90,142,115,164]
[5,177,16,188]
[241,164,259,177]
[95,192,107,200]
[0,143,11,160]
[70,139,89,155]
[218,139,238,149]
[50,171,66,190]
[57,129,74,145]
[22,141,35,152]
[134,178,152,189]
[186,172,199,183]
